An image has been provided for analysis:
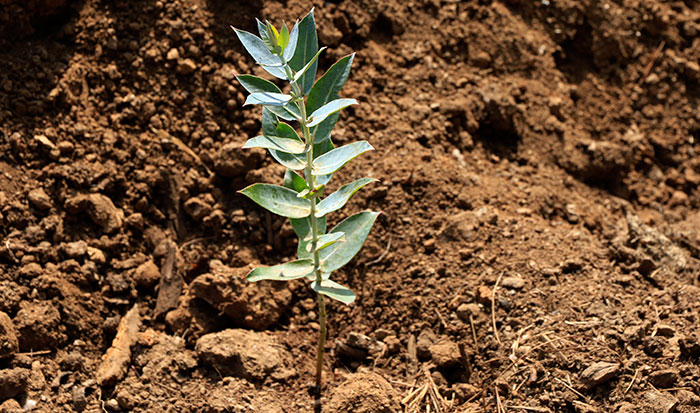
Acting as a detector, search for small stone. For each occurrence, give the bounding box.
[416,328,436,361]
[27,188,52,211]
[580,361,620,390]
[428,339,461,369]
[680,334,700,358]
[72,385,87,411]
[62,241,88,259]
[643,390,678,413]
[648,369,678,388]
[57,141,75,154]
[166,48,179,61]
[87,247,106,265]
[423,238,436,253]
[0,398,22,412]
[475,286,492,306]
[0,368,30,399]
[383,336,401,355]
[195,329,293,381]
[177,58,197,75]
[133,260,160,288]
[500,276,525,290]
[184,197,212,221]
[105,398,120,411]
[0,311,19,357]
[455,303,481,322]
[472,50,491,68]
[670,190,688,206]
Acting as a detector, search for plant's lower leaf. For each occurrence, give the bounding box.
[307,98,357,127]
[320,211,380,273]
[305,232,345,252]
[284,169,308,192]
[311,279,356,305]
[247,259,314,282]
[291,215,327,259]
[243,135,306,154]
[315,178,377,218]
[239,183,311,218]
[312,141,373,176]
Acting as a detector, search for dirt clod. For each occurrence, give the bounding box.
[0,368,29,399]
[580,362,620,390]
[327,371,400,413]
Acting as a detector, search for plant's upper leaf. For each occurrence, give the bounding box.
[305,231,345,252]
[312,139,334,186]
[247,259,314,282]
[315,178,377,217]
[307,54,355,143]
[311,279,356,304]
[320,211,380,273]
[243,135,306,154]
[307,98,357,127]
[312,141,373,176]
[288,9,318,95]
[232,28,286,79]
[283,21,300,62]
[244,92,292,106]
[239,183,311,218]
[293,47,326,83]
[270,150,306,170]
[236,75,281,94]
[290,214,326,260]
[284,169,308,192]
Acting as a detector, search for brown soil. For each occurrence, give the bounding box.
[1,0,700,412]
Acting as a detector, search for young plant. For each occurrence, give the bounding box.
[231,10,379,412]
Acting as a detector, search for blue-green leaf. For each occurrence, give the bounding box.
[239,183,311,218]
[311,279,356,305]
[270,150,306,170]
[247,259,314,282]
[262,107,278,136]
[291,216,327,260]
[315,178,377,218]
[305,232,345,252]
[307,54,355,143]
[284,169,308,192]
[293,47,326,83]
[232,28,286,79]
[307,98,357,127]
[283,21,300,62]
[242,135,306,154]
[320,211,380,273]
[312,141,374,176]
[236,76,300,121]
[244,92,292,106]
[313,139,335,186]
[289,10,318,95]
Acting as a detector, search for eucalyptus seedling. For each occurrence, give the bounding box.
[232,10,379,412]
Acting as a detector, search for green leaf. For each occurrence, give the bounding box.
[307,98,357,127]
[293,47,326,83]
[315,178,377,217]
[291,215,327,259]
[270,150,306,170]
[244,92,292,106]
[232,28,286,79]
[311,279,356,305]
[283,21,300,62]
[236,75,281,94]
[247,259,314,282]
[284,169,308,192]
[312,141,374,176]
[320,211,380,273]
[289,10,318,95]
[279,22,290,50]
[242,135,306,154]
[253,91,299,122]
[305,232,345,252]
[307,54,355,143]
[239,183,311,218]
[313,139,335,186]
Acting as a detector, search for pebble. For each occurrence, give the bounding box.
[177,58,197,74]
[580,361,620,390]
[648,369,678,388]
[133,260,160,288]
[0,311,18,357]
[27,188,52,211]
[475,286,492,306]
[455,303,481,322]
[500,276,525,290]
[62,241,88,258]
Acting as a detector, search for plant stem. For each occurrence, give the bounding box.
[283,59,327,412]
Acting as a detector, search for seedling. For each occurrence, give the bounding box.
[232,10,379,412]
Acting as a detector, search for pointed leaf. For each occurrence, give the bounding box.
[239,183,311,218]
[243,135,306,154]
[305,232,346,252]
[283,21,299,61]
[289,10,318,95]
[247,259,314,282]
[284,169,308,192]
[311,279,356,305]
[257,95,299,123]
[315,178,377,218]
[236,75,281,94]
[307,54,355,143]
[307,98,357,127]
[313,139,335,186]
[320,211,380,273]
[244,92,292,107]
[293,47,326,83]
[312,141,373,176]
[232,28,286,79]
[264,117,306,169]
[279,22,290,49]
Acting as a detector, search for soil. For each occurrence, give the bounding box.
[1,0,700,412]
